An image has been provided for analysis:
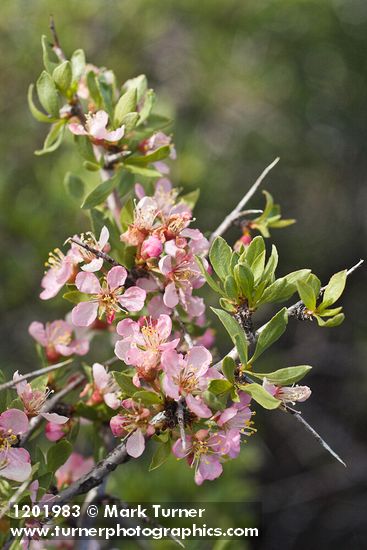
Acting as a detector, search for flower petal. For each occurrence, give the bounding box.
[0,409,29,434]
[126,429,145,458]
[106,266,127,291]
[0,448,31,482]
[98,226,110,249]
[41,412,69,424]
[72,302,99,327]
[28,321,47,346]
[119,287,146,312]
[81,258,104,272]
[75,272,101,294]
[163,282,179,308]
[186,394,212,418]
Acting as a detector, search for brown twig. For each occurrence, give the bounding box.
[69,237,120,267]
[0,358,73,392]
[209,157,280,245]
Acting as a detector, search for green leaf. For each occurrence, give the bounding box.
[28,84,56,123]
[209,236,232,281]
[208,379,233,395]
[222,356,236,384]
[133,391,162,405]
[262,245,278,285]
[64,172,85,200]
[250,307,288,363]
[71,49,86,81]
[81,175,118,209]
[36,71,60,117]
[124,164,162,178]
[121,112,139,132]
[243,236,265,267]
[86,71,102,107]
[47,440,72,472]
[125,145,170,166]
[196,255,224,295]
[75,135,96,162]
[35,120,65,155]
[211,308,248,365]
[138,89,155,124]
[234,263,254,301]
[321,270,347,309]
[112,372,136,394]
[251,250,266,283]
[123,74,148,102]
[315,313,345,327]
[114,88,137,125]
[120,198,135,232]
[251,365,312,385]
[41,35,58,74]
[63,291,91,304]
[241,383,281,409]
[149,440,171,471]
[224,275,239,301]
[296,280,317,311]
[52,60,72,93]
[180,189,200,210]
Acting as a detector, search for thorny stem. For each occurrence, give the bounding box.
[69,237,120,267]
[0,358,74,392]
[209,157,280,245]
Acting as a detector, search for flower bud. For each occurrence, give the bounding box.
[141,235,163,259]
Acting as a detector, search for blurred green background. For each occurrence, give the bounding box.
[1,0,366,548]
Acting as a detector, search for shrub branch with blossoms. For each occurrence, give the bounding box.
[0,22,363,548]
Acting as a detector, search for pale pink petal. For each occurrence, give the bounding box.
[40,270,62,300]
[163,282,179,308]
[195,456,223,485]
[104,393,120,410]
[98,226,110,249]
[161,349,181,376]
[159,338,180,351]
[136,276,159,292]
[116,318,139,337]
[114,339,133,363]
[187,346,212,376]
[13,371,28,397]
[89,110,109,139]
[28,321,47,346]
[162,374,180,400]
[158,255,172,276]
[55,258,74,285]
[186,394,212,418]
[107,266,127,290]
[135,183,146,199]
[172,436,192,458]
[262,379,277,396]
[147,295,172,318]
[75,272,101,294]
[68,123,87,136]
[81,258,104,272]
[92,363,110,390]
[110,415,125,437]
[126,429,145,458]
[41,412,69,424]
[0,448,31,482]
[67,338,90,356]
[119,287,146,312]
[156,314,172,341]
[72,301,99,327]
[105,126,125,142]
[0,409,29,434]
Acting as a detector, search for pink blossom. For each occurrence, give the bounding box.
[196,328,216,349]
[172,429,239,485]
[55,453,94,489]
[135,179,187,218]
[0,409,31,482]
[115,315,179,384]
[80,363,120,409]
[161,347,213,418]
[45,421,68,442]
[141,235,163,260]
[69,110,125,143]
[29,320,89,362]
[13,372,69,425]
[215,394,254,444]
[159,252,205,317]
[263,378,312,405]
[110,399,155,458]
[40,248,80,300]
[72,226,110,272]
[71,266,146,327]
[120,197,159,247]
